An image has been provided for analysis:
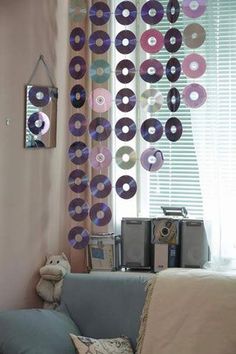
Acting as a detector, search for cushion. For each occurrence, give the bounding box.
[70,333,134,354]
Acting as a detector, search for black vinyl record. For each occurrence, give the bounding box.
[115,1,137,25]
[68,169,88,193]
[166,0,180,23]
[141,0,164,25]
[115,30,137,54]
[115,117,136,141]
[90,174,112,198]
[69,56,86,80]
[115,175,137,199]
[165,117,183,142]
[116,59,136,84]
[70,27,85,51]
[89,31,111,54]
[89,2,111,26]
[29,86,50,107]
[28,112,46,135]
[68,141,89,165]
[139,59,163,83]
[164,28,182,53]
[70,84,86,108]
[89,203,112,226]
[141,118,163,142]
[166,57,181,82]
[89,117,111,141]
[68,226,89,250]
[167,88,181,112]
[68,198,89,222]
[116,88,136,112]
[68,113,87,137]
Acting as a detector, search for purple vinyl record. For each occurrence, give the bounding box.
[68,169,88,193]
[166,0,180,23]
[89,203,112,226]
[69,113,87,137]
[182,53,206,78]
[115,30,137,55]
[89,2,111,25]
[89,31,111,54]
[183,83,207,109]
[140,29,163,54]
[166,57,181,82]
[165,117,183,141]
[89,146,112,170]
[115,1,137,25]
[116,88,136,113]
[115,175,137,199]
[141,148,164,172]
[29,86,50,107]
[68,141,89,165]
[116,60,136,84]
[182,0,207,18]
[164,28,182,53]
[141,0,164,25]
[69,27,85,51]
[183,23,206,49]
[141,118,163,142]
[167,87,181,112]
[88,88,112,113]
[69,56,86,80]
[70,84,86,108]
[89,117,111,141]
[139,59,164,83]
[68,226,89,250]
[68,198,89,222]
[28,112,50,136]
[115,117,136,142]
[90,174,112,198]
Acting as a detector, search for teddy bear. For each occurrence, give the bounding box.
[36,253,71,309]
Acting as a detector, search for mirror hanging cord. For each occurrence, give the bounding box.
[27,54,56,87]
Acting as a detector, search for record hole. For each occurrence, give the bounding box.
[190,61,199,71]
[190,91,199,101]
[97,182,105,191]
[171,6,176,15]
[75,234,83,243]
[75,205,82,214]
[76,149,83,158]
[171,125,177,134]
[122,38,129,46]
[149,8,157,17]
[96,125,105,134]
[122,96,129,104]
[96,95,105,105]
[171,66,176,74]
[148,97,156,105]
[75,63,81,72]
[192,32,198,39]
[75,176,82,185]
[123,183,130,192]
[122,125,129,133]
[76,92,81,100]
[96,10,103,18]
[122,9,130,17]
[147,67,156,75]
[36,91,44,99]
[171,96,177,104]
[97,210,105,219]
[123,153,130,162]
[96,38,103,47]
[148,36,157,46]
[74,35,80,43]
[35,119,43,128]
[170,36,177,45]
[122,67,129,76]
[148,155,157,164]
[148,127,156,135]
[97,67,104,75]
[189,0,199,10]
[96,153,105,163]
[75,120,82,129]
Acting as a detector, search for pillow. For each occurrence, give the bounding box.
[70,333,134,354]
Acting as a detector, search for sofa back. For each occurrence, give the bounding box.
[60,272,153,349]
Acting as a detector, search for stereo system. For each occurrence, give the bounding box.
[121,210,210,272]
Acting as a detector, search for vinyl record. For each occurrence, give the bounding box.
[89,60,111,84]
[88,88,112,113]
[68,198,89,222]
[140,29,164,54]
[115,146,136,170]
[68,169,88,193]
[89,117,111,141]
[70,84,86,108]
[141,89,163,113]
[68,113,87,137]
[89,31,111,54]
[182,0,207,18]
[167,87,181,112]
[115,1,137,25]
[182,83,207,109]
[69,0,87,22]
[90,174,112,198]
[89,146,112,170]
[182,53,206,78]
[89,2,111,25]
[139,59,164,83]
[115,175,137,199]
[183,23,206,49]
[116,60,136,84]
[166,57,181,82]
[141,0,164,25]
[115,30,137,54]
[28,86,50,107]
[69,27,85,51]
[115,117,136,142]
[141,118,163,142]
[69,56,86,80]
[116,88,136,113]
[68,141,89,165]
[89,203,112,226]
[141,148,164,172]
[164,28,182,53]
[165,117,183,141]
[68,226,89,250]
[28,112,50,136]
[166,0,180,23]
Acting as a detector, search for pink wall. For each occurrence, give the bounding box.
[0,0,73,310]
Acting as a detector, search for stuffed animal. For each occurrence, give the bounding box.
[36,253,71,309]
